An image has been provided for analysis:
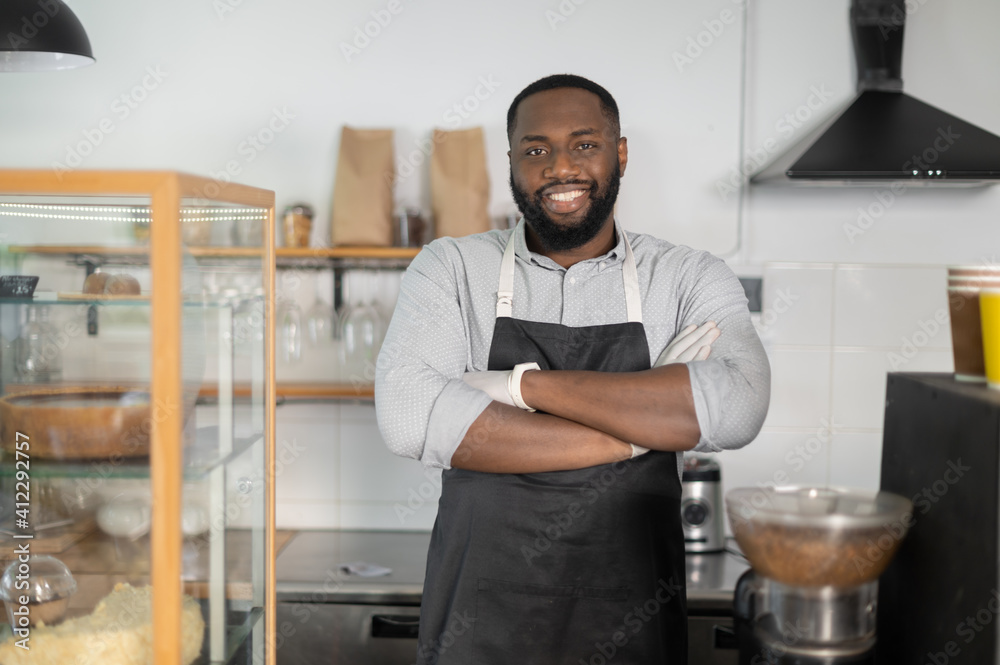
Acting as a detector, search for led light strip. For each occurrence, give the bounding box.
[0,210,137,223]
[0,202,149,214]
[0,202,267,223]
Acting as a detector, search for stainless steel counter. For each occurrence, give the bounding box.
[275,529,750,608]
[275,530,748,664]
[276,530,429,605]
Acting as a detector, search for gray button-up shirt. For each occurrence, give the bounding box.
[375,220,770,479]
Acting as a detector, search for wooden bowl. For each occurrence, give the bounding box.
[0,387,154,459]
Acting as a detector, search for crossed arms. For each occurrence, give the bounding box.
[374,240,771,476]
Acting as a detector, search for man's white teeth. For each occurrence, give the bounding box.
[548,190,585,202]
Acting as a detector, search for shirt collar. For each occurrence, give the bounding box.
[512,216,627,270]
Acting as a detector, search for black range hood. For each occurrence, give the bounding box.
[751,0,1000,185]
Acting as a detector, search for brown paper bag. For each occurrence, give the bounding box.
[331,126,394,246]
[430,127,491,238]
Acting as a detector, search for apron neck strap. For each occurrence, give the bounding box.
[496,233,516,318]
[497,224,643,324]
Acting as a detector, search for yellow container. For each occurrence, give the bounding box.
[982,288,1000,390]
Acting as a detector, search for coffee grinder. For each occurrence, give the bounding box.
[725,487,913,665]
[681,454,724,553]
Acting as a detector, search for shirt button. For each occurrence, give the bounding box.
[600,262,606,269]
[570,277,577,285]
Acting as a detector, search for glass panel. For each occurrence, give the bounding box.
[180,195,268,664]
[0,193,159,659]
[0,185,270,664]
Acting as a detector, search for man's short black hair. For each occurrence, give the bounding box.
[506,74,620,144]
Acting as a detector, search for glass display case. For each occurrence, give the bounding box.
[0,170,276,665]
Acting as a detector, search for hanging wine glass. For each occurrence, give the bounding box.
[340,263,383,382]
[277,299,302,364]
[305,273,338,348]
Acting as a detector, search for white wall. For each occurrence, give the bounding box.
[3,0,999,531]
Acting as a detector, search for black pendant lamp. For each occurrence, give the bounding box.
[0,0,94,72]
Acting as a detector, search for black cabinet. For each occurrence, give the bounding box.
[878,373,1000,664]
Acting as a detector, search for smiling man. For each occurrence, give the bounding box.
[375,74,770,664]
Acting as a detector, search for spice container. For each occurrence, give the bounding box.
[283,204,314,248]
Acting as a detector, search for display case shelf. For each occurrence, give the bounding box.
[0,433,264,481]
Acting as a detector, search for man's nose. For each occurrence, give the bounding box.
[544,148,581,179]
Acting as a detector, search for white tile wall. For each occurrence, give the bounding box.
[275,404,340,503]
[760,348,831,429]
[831,349,953,430]
[832,265,951,348]
[339,415,439,505]
[758,263,834,347]
[718,431,831,495]
[828,433,884,492]
[273,401,439,530]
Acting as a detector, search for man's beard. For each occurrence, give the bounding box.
[509,162,621,252]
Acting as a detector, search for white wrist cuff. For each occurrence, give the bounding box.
[630,443,648,458]
[509,362,541,411]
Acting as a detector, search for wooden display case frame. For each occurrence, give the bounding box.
[0,169,277,665]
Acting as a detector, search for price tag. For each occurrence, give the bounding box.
[0,275,39,298]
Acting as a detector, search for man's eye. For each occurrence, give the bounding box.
[577,143,596,150]
[526,148,546,156]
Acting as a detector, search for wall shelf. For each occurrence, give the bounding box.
[5,243,407,402]
[199,382,375,402]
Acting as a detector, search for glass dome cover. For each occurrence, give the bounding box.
[725,486,914,587]
[0,555,77,604]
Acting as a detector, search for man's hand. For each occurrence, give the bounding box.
[656,322,720,366]
[462,362,541,410]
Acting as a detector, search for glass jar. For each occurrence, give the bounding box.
[15,305,63,383]
[394,207,427,247]
[282,204,314,248]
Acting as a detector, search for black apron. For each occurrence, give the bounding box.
[416,226,687,665]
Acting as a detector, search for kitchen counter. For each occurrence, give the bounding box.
[276,529,750,608]
[275,530,747,664]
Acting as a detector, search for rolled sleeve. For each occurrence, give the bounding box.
[675,254,771,452]
[375,242,491,469]
[421,380,493,468]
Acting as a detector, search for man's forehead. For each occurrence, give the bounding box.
[513,87,609,138]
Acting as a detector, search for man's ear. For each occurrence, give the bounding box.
[617,137,628,177]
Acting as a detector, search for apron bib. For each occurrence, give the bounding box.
[417,227,687,665]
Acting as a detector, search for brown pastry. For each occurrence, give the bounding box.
[82,272,141,295]
[82,272,111,294]
[105,274,141,295]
